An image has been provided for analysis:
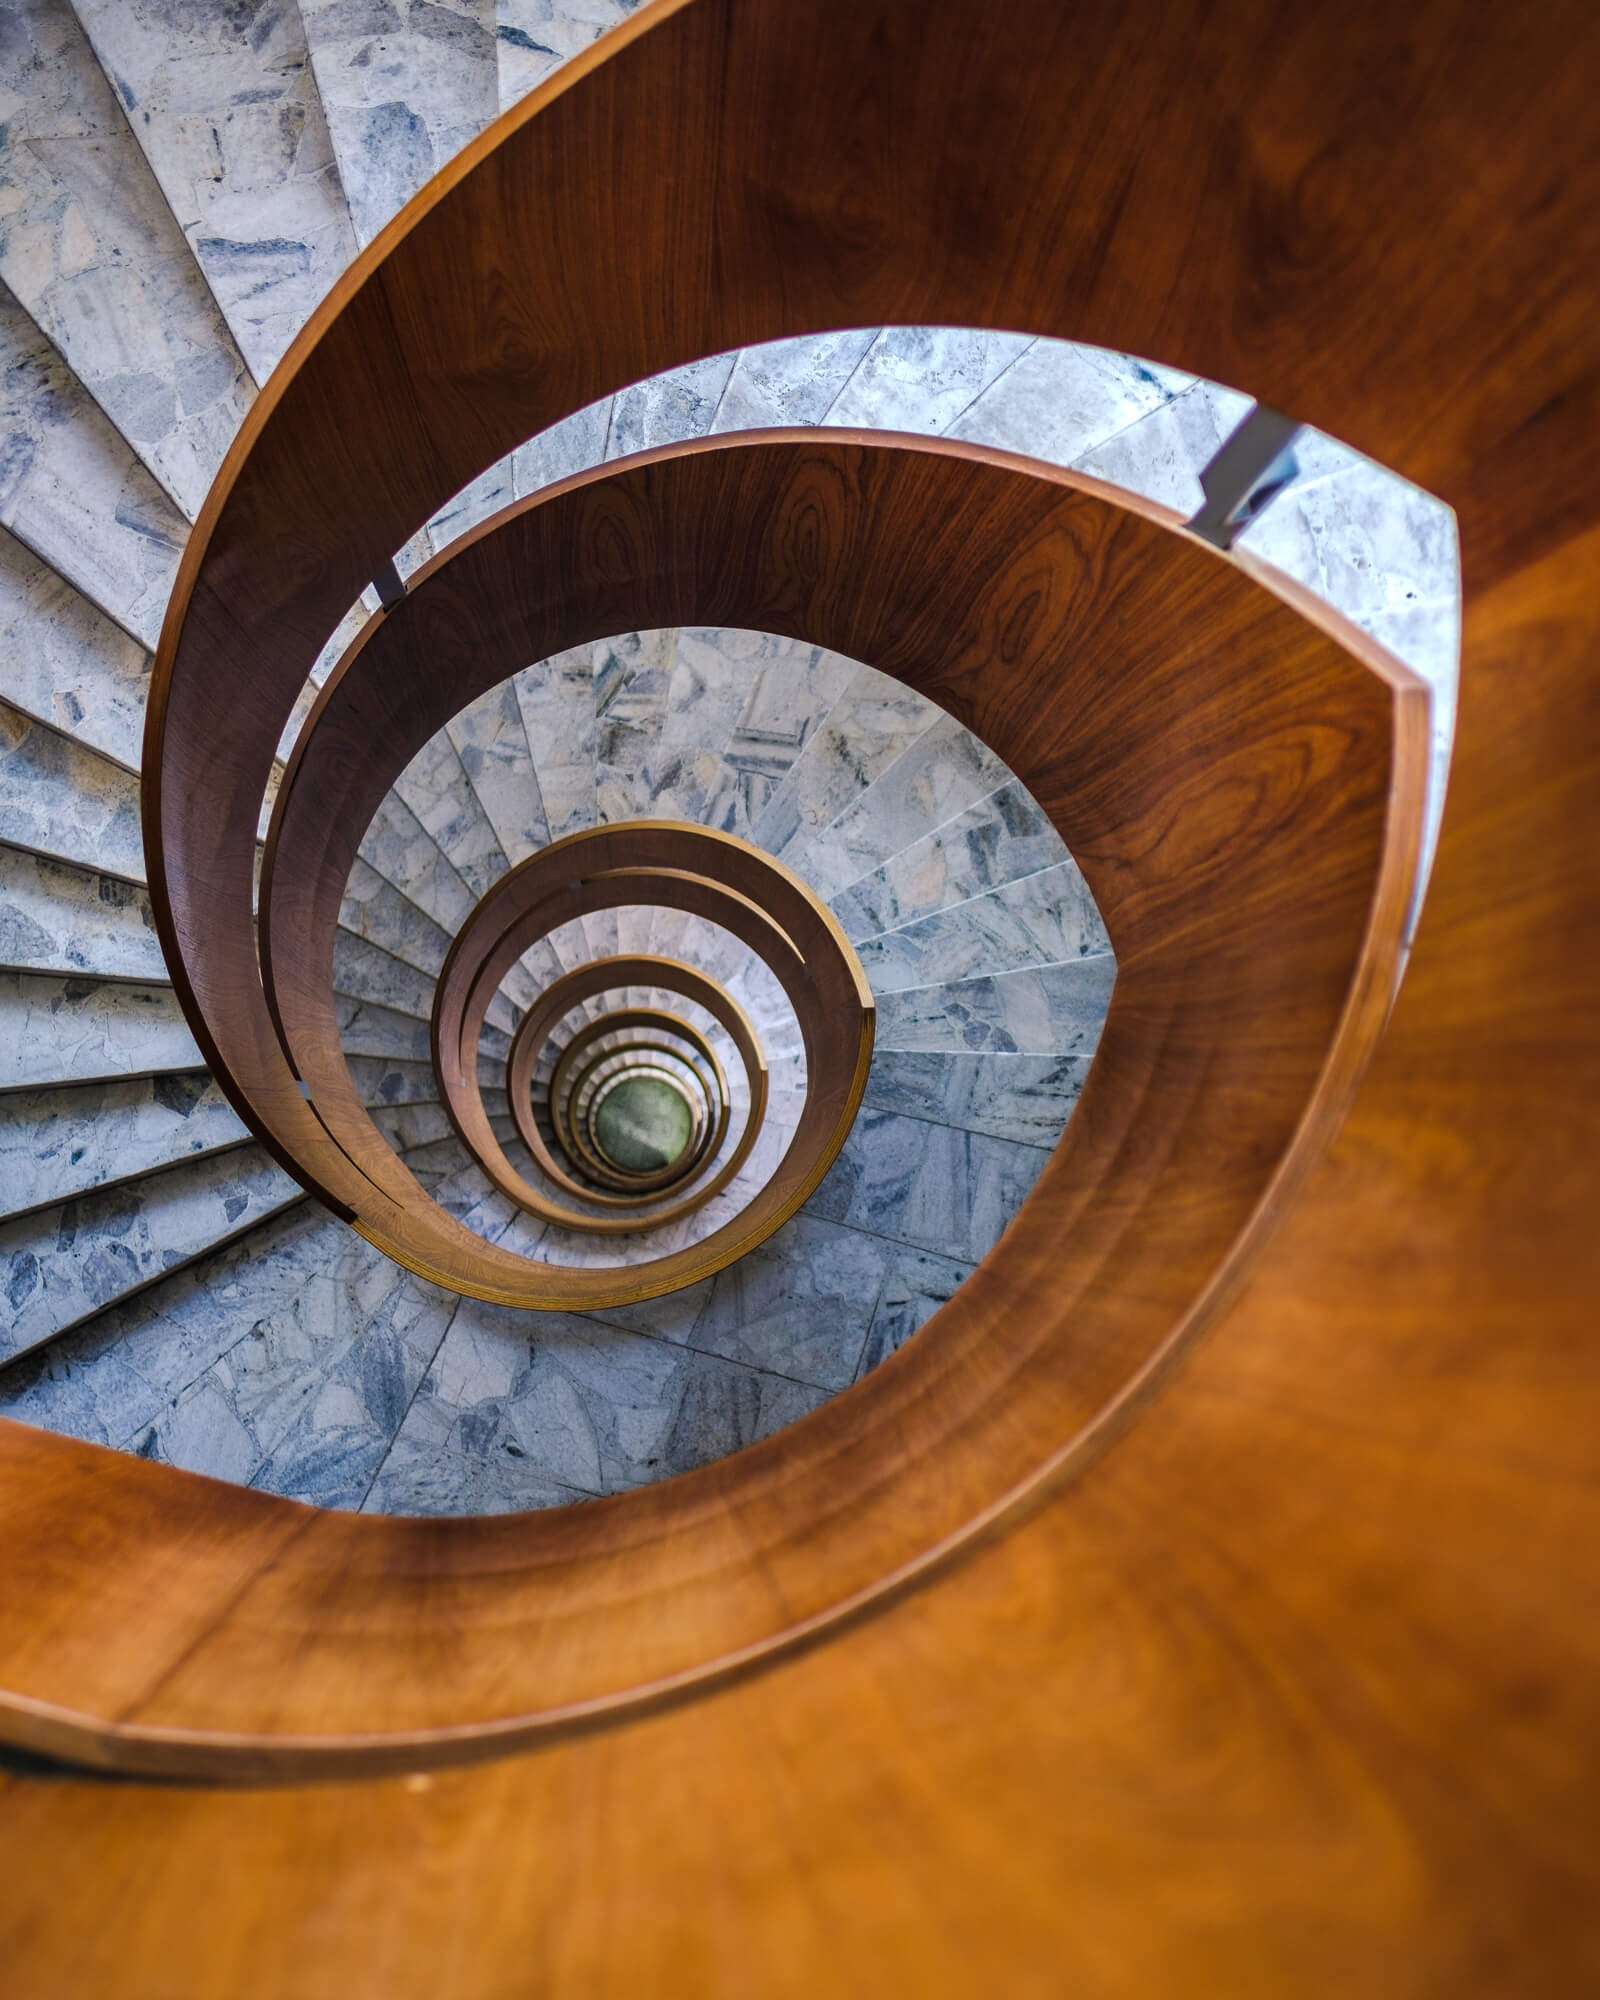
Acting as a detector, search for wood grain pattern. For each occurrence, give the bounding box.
[5,0,1594,1988]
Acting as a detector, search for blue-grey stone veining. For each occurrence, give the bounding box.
[0,701,143,880]
[0,1069,248,1217]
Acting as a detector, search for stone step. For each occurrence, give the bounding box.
[71,0,361,384]
[0,969,201,1091]
[0,840,165,982]
[0,0,254,516]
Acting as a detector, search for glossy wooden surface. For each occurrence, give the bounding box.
[7,0,1595,1987]
[0,437,1418,1766]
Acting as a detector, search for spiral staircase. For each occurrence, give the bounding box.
[0,2,1593,1993]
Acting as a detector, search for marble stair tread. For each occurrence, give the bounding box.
[0,1069,250,1221]
[824,326,1036,437]
[347,1054,446,1108]
[369,1098,456,1154]
[300,0,498,248]
[592,627,677,824]
[358,786,477,934]
[71,0,361,383]
[0,528,153,767]
[0,968,201,1090]
[512,650,599,842]
[0,0,255,516]
[805,1107,1052,1267]
[0,284,186,648]
[828,777,1072,943]
[0,1161,516,1510]
[0,1138,305,1366]
[873,953,1116,1057]
[443,677,549,864]
[706,332,882,435]
[494,0,643,113]
[853,860,1111,994]
[0,840,166,981]
[748,663,942,868]
[943,335,1188,468]
[336,856,454,978]
[394,723,510,900]
[862,1050,1093,1149]
[0,702,143,881]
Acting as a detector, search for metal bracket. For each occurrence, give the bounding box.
[371,557,407,610]
[1187,404,1303,550]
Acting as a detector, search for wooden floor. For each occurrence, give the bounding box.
[1,0,1597,1990]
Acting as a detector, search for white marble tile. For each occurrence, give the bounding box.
[0,527,152,765]
[1072,378,1254,516]
[72,0,361,382]
[345,1053,441,1106]
[797,709,1011,901]
[861,1050,1091,1149]
[334,990,432,1062]
[331,928,438,1020]
[826,326,1033,436]
[853,1244,974,1379]
[510,395,610,497]
[338,856,453,975]
[357,785,476,930]
[0,286,187,646]
[513,647,597,837]
[946,336,1181,469]
[808,1109,1050,1264]
[0,840,166,980]
[494,0,643,110]
[709,330,881,433]
[874,953,1115,1056]
[0,1141,303,1362]
[370,1097,454,1152]
[394,724,509,898]
[593,627,675,821]
[0,1070,248,1217]
[829,778,1070,942]
[854,861,1110,992]
[606,350,737,458]
[0,968,199,1088]
[750,664,940,865]
[0,702,143,879]
[427,457,514,554]
[0,0,256,515]
[302,0,498,246]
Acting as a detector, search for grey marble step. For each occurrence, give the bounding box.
[494,0,643,113]
[0,840,165,981]
[0,528,153,767]
[0,284,186,649]
[301,0,498,249]
[0,701,143,881]
[0,1138,304,1366]
[852,861,1110,994]
[861,1050,1092,1149]
[0,969,201,1091]
[874,954,1116,1057]
[0,1069,250,1222]
[71,0,361,384]
[0,0,255,516]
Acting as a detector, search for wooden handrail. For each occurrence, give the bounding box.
[544,1009,729,1197]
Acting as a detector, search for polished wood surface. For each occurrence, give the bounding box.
[0,435,1417,1767]
[541,1006,730,1197]
[5,0,1593,1988]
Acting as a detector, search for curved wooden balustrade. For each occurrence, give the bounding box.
[544,1008,730,1197]
[0,426,1422,1769]
[3,0,1595,1988]
[476,948,769,1238]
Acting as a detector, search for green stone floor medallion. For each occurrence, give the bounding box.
[591,1071,696,1174]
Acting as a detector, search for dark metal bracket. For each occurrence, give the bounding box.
[1187,404,1303,549]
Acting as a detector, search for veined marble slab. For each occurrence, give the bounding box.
[751,664,940,865]
[593,626,676,822]
[370,1097,454,1153]
[345,1053,441,1106]
[852,1243,975,1381]
[394,724,509,900]
[301,0,498,246]
[862,1050,1092,1149]
[0,969,199,1089]
[827,326,1034,436]
[357,786,475,932]
[0,0,255,516]
[808,1108,1050,1264]
[874,954,1115,1056]
[829,778,1070,943]
[0,286,186,647]
[0,840,165,980]
[445,675,548,862]
[72,0,360,382]
[511,396,610,499]
[947,337,1185,469]
[0,528,151,765]
[331,928,441,1022]
[708,331,880,434]
[0,1069,247,1218]
[366,1291,829,1508]
[334,991,432,1063]
[1073,378,1253,517]
[606,351,735,459]
[0,1140,303,1362]
[275,599,371,766]
[0,702,143,880]
[494,0,643,110]
[338,856,453,977]
[855,861,1110,993]
[513,648,598,839]
[797,710,1011,902]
